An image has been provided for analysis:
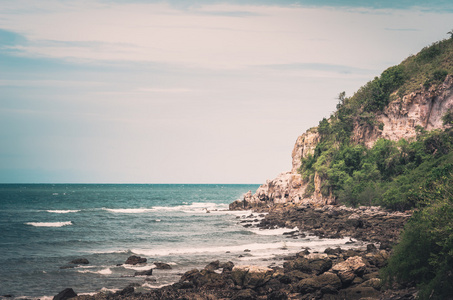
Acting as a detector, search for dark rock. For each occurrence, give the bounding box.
[70,258,89,265]
[284,257,332,275]
[324,247,342,255]
[297,272,341,294]
[338,286,380,299]
[366,243,378,253]
[125,255,147,265]
[154,262,172,269]
[204,260,220,271]
[267,290,288,300]
[53,288,77,300]
[115,286,135,296]
[220,261,234,272]
[134,268,153,276]
[231,289,257,300]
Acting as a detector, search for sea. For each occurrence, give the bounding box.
[0,184,359,299]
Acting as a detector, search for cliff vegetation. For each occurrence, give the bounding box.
[299,36,453,299]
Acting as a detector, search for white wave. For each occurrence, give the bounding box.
[123,264,152,271]
[101,202,230,214]
[78,268,112,275]
[25,221,73,227]
[249,226,299,236]
[46,210,80,214]
[102,208,155,214]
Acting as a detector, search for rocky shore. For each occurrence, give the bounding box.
[230,202,411,248]
[49,202,413,300]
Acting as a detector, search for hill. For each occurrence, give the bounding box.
[231,36,453,299]
[232,37,453,212]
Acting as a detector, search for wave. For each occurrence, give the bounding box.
[25,221,73,227]
[249,226,299,236]
[46,210,80,214]
[101,202,230,214]
[102,208,155,214]
[77,268,112,275]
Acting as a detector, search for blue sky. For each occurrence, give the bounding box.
[1,0,453,183]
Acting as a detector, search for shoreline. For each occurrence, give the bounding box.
[47,204,412,300]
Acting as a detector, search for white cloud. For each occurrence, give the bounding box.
[1,1,451,70]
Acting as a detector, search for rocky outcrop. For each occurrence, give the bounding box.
[231,75,453,210]
[353,75,453,147]
[125,255,147,265]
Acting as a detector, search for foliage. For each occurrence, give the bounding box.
[381,160,453,299]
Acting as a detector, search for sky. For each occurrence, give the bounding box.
[1,0,453,184]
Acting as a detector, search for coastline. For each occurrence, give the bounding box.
[53,203,412,300]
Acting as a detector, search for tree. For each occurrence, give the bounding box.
[448,29,453,39]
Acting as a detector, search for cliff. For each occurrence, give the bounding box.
[231,74,453,210]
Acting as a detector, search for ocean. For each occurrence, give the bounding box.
[0,184,357,299]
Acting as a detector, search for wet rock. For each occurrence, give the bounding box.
[153,262,172,269]
[231,289,257,300]
[70,258,89,265]
[53,288,77,300]
[125,255,147,265]
[134,269,153,276]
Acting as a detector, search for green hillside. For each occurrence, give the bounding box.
[298,36,453,299]
[299,37,453,211]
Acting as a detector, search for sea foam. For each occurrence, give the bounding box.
[46,210,80,214]
[25,221,73,227]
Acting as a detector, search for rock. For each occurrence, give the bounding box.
[231,289,257,300]
[134,268,153,276]
[366,243,378,253]
[125,255,147,265]
[338,286,380,299]
[53,288,77,300]
[297,272,341,294]
[204,260,220,271]
[70,258,89,265]
[359,278,382,290]
[153,262,172,269]
[115,286,135,296]
[331,256,366,285]
[284,256,332,275]
[324,247,342,255]
[267,290,288,300]
[220,261,234,272]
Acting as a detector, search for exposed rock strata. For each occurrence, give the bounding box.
[232,75,453,209]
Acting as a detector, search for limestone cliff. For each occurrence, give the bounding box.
[230,75,453,210]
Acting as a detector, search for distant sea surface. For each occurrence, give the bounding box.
[0,184,355,299]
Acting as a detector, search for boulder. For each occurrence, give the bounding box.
[338,286,380,299]
[231,289,257,300]
[125,255,147,265]
[134,268,153,276]
[154,262,172,269]
[284,256,332,275]
[297,272,341,294]
[70,258,89,265]
[204,260,220,271]
[53,288,77,300]
[332,256,366,285]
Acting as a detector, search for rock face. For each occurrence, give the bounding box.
[230,76,453,210]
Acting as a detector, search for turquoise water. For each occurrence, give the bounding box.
[0,184,354,298]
